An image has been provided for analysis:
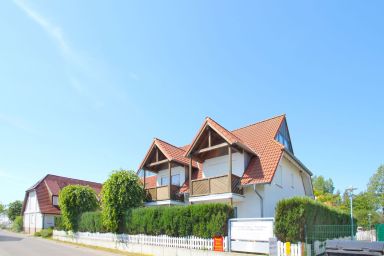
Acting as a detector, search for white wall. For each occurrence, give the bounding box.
[203,152,247,178]
[156,166,186,187]
[23,190,43,232]
[235,154,308,218]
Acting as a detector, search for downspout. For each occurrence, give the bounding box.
[253,184,264,218]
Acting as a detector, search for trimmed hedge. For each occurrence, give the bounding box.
[54,204,233,238]
[126,203,233,238]
[275,197,355,242]
[79,211,105,233]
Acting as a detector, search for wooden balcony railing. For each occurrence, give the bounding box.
[145,185,183,202]
[191,174,243,196]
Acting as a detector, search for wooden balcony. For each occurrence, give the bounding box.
[190,174,243,196]
[145,185,184,202]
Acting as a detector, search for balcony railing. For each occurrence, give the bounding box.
[190,174,243,196]
[145,185,183,202]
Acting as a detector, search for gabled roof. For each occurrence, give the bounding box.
[184,117,258,157]
[138,138,198,170]
[139,114,310,190]
[22,174,102,215]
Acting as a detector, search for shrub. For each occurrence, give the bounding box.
[12,216,23,232]
[126,203,233,238]
[54,216,65,231]
[8,201,22,221]
[34,231,41,237]
[275,197,356,242]
[101,170,145,233]
[58,185,99,231]
[40,228,53,238]
[79,211,105,233]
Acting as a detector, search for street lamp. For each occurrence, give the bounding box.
[346,186,357,240]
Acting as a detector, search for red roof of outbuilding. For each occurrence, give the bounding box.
[23,174,102,215]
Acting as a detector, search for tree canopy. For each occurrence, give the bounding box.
[0,202,5,214]
[7,200,22,221]
[367,164,384,212]
[101,170,144,233]
[312,175,335,195]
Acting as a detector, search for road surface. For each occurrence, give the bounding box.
[0,229,126,256]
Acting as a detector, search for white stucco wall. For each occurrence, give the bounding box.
[156,166,186,187]
[202,152,247,178]
[23,190,44,233]
[234,154,309,218]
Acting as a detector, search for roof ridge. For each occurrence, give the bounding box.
[45,174,102,186]
[155,137,186,152]
[231,114,286,132]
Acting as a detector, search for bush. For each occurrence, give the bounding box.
[12,216,23,232]
[34,231,41,237]
[101,170,145,233]
[79,211,105,233]
[54,216,65,231]
[58,185,99,231]
[275,197,356,242]
[126,203,233,238]
[40,228,53,238]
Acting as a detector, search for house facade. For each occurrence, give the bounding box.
[22,174,102,234]
[139,115,313,218]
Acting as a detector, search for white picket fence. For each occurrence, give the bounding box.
[277,241,302,256]
[53,230,227,251]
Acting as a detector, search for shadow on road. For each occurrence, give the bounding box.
[0,235,24,242]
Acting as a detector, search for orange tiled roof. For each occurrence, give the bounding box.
[140,114,301,190]
[138,138,198,171]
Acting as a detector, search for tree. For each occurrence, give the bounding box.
[58,185,99,231]
[7,200,22,221]
[0,202,5,214]
[101,170,144,233]
[367,165,384,212]
[312,175,335,195]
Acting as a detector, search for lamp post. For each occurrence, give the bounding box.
[346,186,357,240]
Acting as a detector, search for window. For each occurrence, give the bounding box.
[52,196,59,206]
[171,174,180,186]
[233,207,238,218]
[160,176,168,186]
[275,120,293,153]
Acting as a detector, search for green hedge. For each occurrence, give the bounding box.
[54,216,65,231]
[12,216,23,232]
[275,197,355,242]
[78,211,105,233]
[126,203,233,238]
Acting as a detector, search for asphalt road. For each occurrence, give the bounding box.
[0,230,124,256]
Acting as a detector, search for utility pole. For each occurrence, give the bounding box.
[346,186,357,240]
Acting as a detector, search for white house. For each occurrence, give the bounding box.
[22,174,102,234]
[139,114,313,218]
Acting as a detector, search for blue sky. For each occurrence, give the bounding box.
[1,0,383,204]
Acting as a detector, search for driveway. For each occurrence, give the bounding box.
[0,229,128,256]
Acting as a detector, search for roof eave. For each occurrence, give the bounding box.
[283,149,313,176]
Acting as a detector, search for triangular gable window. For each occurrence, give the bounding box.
[276,119,293,153]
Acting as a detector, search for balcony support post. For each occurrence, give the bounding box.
[228,146,232,193]
[143,169,146,189]
[168,161,172,200]
[189,158,192,199]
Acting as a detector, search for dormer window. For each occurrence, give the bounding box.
[52,196,59,206]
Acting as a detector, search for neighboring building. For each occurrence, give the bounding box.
[22,174,102,234]
[139,114,313,218]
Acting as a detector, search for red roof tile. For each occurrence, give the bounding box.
[23,174,102,215]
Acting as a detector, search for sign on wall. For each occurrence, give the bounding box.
[229,218,274,254]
